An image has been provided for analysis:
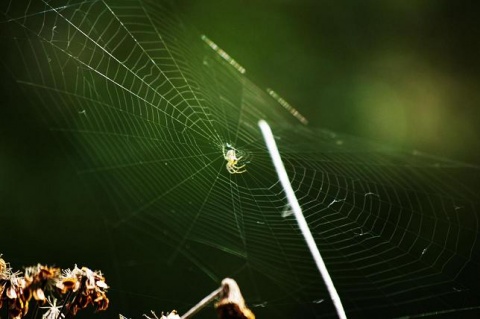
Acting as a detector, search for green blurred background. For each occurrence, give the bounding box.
[1,0,479,280]
[1,0,480,317]
[176,0,480,164]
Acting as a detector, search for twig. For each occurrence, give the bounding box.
[56,290,72,319]
[180,287,222,319]
[259,120,347,319]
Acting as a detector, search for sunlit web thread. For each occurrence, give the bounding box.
[45,0,221,142]
[266,88,308,125]
[201,34,246,75]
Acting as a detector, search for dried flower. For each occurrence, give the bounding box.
[24,264,60,303]
[0,255,109,318]
[56,265,81,293]
[67,266,110,315]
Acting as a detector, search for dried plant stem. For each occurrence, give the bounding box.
[180,287,222,319]
[57,290,73,319]
[259,120,347,319]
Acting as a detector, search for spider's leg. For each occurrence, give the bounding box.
[231,164,246,174]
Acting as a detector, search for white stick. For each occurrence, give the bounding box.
[181,287,222,319]
[258,120,347,319]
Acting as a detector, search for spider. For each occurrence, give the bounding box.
[223,145,246,174]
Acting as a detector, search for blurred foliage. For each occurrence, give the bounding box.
[176,0,480,163]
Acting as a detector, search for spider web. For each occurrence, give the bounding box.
[1,0,480,318]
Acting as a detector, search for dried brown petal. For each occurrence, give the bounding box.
[76,293,93,309]
[0,257,6,277]
[63,277,77,288]
[96,280,108,289]
[6,286,17,299]
[57,276,79,294]
[33,287,46,301]
[39,265,60,281]
[96,296,109,311]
